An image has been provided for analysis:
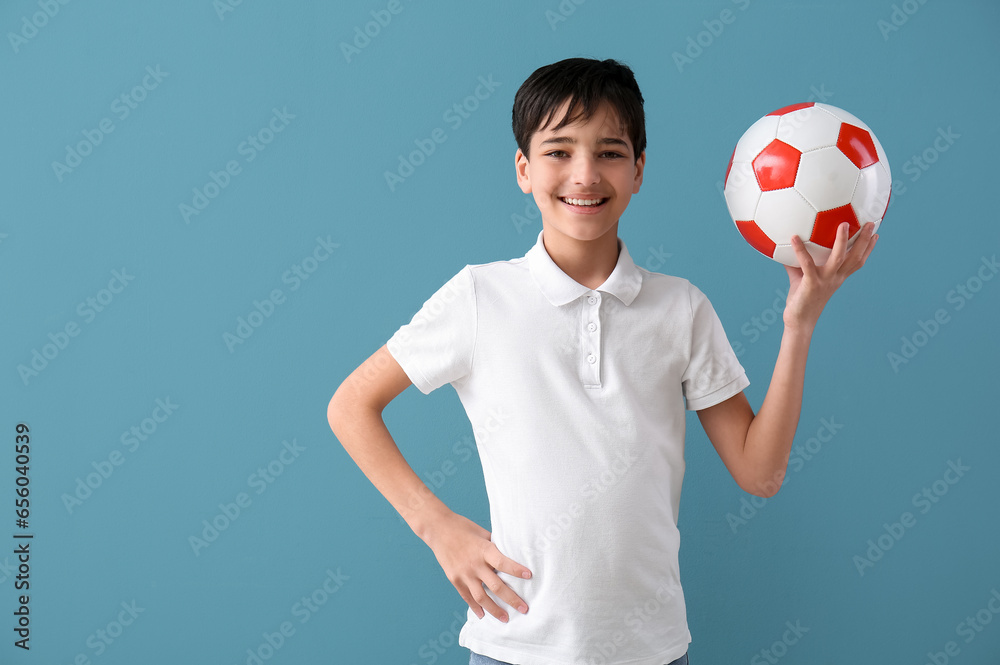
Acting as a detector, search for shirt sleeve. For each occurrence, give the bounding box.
[386,266,477,395]
[681,282,750,411]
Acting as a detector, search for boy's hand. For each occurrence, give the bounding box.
[424,510,532,623]
[783,221,879,332]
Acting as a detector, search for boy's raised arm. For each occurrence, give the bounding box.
[698,222,878,498]
[327,345,532,623]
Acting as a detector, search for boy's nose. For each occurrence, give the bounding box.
[570,156,601,185]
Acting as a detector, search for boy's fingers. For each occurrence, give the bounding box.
[854,224,877,261]
[459,589,485,620]
[470,582,511,622]
[862,234,878,264]
[825,222,851,270]
[481,545,530,614]
[484,545,532,581]
[483,569,529,614]
[789,235,818,280]
[840,223,875,274]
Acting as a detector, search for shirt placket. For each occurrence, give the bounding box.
[582,291,602,388]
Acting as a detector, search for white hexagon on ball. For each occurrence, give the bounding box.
[776,106,843,151]
[755,188,817,251]
[732,115,779,163]
[795,147,861,212]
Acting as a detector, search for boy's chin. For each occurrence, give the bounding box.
[543,220,619,244]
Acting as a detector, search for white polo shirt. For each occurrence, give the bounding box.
[387,230,749,665]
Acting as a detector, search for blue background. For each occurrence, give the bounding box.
[3,0,999,663]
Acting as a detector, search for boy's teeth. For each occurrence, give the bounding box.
[563,198,604,206]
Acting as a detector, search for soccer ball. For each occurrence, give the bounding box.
[723,102,891,267]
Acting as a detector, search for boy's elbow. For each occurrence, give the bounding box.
[327,378,380,442]
[326,393,340,436]
[745,484,780,499]
[740,470,785,498]
[327,385,351,438]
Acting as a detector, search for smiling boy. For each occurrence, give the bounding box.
[328,57,877,665]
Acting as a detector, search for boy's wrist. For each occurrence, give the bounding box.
[406,497,454,546]
[782,320,816,340]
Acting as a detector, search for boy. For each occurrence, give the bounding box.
[328,57,877,665]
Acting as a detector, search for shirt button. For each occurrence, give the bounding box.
[587,296,597,305]
[587,322,597,332]
[587,354,597,364]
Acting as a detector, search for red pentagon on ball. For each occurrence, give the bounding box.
[735,219,777,258]
[767,102,815,116]
[811,204,860,248]
[752,140,801,191]
[837,124,879,169]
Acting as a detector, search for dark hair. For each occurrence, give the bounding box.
[512,57,646,162]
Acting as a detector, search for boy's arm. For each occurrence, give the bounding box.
[697,222,879,498]
[327,344,532,623]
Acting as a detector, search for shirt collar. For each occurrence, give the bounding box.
[526,230,643,307]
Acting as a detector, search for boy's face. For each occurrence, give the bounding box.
[515,98,645,245]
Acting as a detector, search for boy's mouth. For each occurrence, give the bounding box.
[559,197,609,210]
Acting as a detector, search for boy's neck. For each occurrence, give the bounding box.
[541,226,620,291]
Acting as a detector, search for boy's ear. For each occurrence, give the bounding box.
[632,150,646,194]
[515,148,532,194]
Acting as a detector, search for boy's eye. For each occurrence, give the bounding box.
[544,150,625,159]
